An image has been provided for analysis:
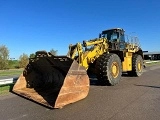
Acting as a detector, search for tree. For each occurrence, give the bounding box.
[50,49,58,56]
[19,53,29,68]
[8,59,19,69]
[29,53,35,58]
[0,45,9,70]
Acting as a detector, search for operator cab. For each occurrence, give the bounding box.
[100,28,126,50]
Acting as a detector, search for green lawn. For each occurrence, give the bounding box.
[0,69,23,96]
[0,69,23,76]
[0,85,11,95]
[145,61,160,67]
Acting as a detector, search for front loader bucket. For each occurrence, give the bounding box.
[13,51,89,108]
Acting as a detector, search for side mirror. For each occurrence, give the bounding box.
[99,33,102,38]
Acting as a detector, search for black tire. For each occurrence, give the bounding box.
[95,53,122,86]
[127,54,143,77]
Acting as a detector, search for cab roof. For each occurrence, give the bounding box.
[102,28,125,33]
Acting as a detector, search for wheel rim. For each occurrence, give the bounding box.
[137,60,142,72]
[111,62,119,78]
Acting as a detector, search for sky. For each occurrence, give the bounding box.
[0,0,160,59]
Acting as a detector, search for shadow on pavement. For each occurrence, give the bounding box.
[88,73,101,86]
[135,84,160,89]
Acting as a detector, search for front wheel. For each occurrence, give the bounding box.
[95,53,122,86]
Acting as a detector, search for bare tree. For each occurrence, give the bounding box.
[50,49,58,56]
[19,53,29,68]
[0,45,9,70]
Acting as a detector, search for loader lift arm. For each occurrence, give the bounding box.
[67,38,109,69]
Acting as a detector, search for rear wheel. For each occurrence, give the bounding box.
[127,54,143,76]
[95,53,122,86]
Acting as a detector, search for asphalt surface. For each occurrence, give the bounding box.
[1,65,160,120]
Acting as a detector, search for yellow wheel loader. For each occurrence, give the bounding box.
[13,28,144,108]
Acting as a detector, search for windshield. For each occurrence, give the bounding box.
[111,33,118,40]
[101,31,119,41]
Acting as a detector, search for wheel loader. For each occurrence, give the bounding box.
[13,28,144,108]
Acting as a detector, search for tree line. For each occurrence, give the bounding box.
[0,45,58,70]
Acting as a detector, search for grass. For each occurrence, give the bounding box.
[0,85,11,95]
[145,61,160,67]
[0,69,23,96]
[0,69,23,76]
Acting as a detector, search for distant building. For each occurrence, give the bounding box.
[143,52,160,60]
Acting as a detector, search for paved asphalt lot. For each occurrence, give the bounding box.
[0,65,160,120]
